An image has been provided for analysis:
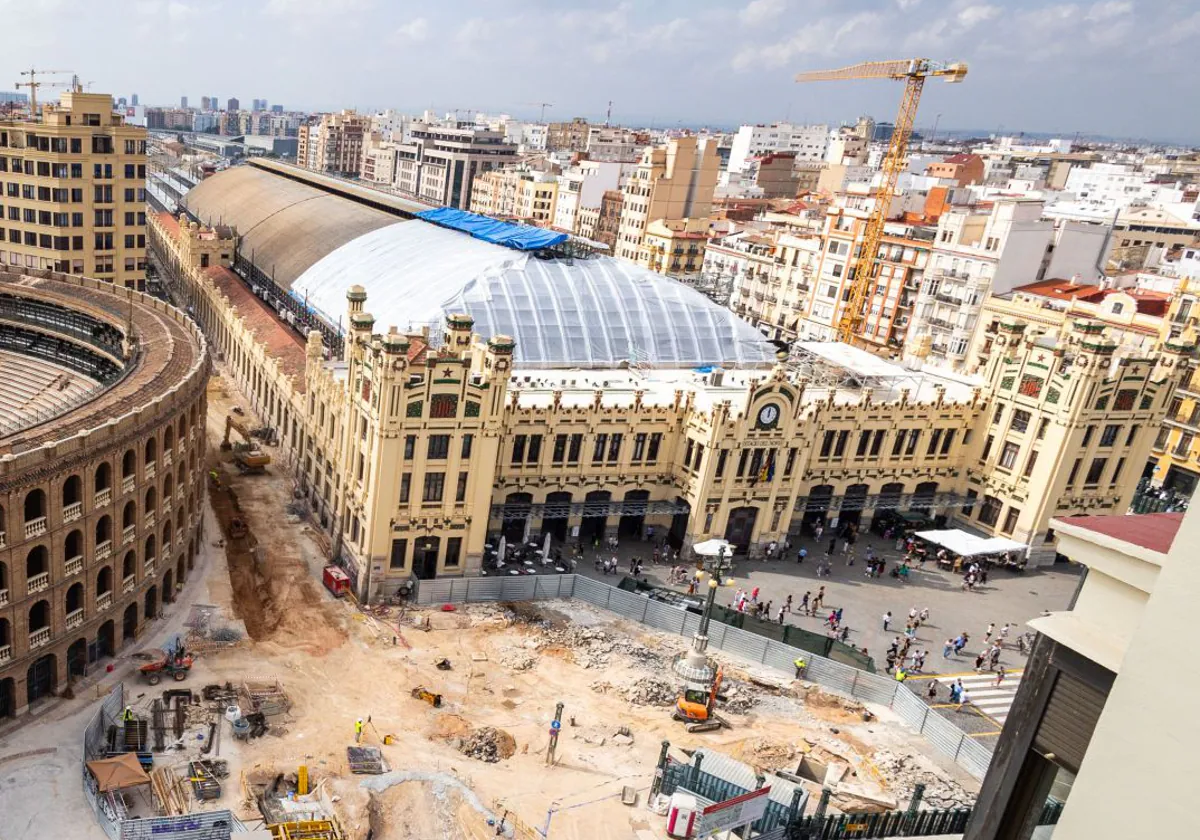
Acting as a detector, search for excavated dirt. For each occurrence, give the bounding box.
[367,781,466,840]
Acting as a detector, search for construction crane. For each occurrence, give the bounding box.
[527,102,553,122]
[15,68,75,120]
[796,58,967,346]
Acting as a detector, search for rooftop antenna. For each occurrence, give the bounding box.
[605,100,612,127]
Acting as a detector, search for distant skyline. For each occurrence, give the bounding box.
[4,0,1197,144]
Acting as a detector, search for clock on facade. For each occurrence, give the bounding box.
[756,403,780,429]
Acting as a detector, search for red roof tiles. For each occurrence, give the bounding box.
[1056,512,1184,555]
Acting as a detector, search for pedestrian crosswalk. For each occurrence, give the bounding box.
[954,670,1024,724]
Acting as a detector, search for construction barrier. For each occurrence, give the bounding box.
[414,574,997,782]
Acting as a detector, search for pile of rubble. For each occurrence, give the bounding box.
[872,750,975,809]
[539,626,663,670]
[456,727,517,763]
[496,644,538,671]
[589,677,677,706]
[719,680,758,714]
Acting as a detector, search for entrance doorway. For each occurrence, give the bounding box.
[163,570,175,603]
[804,485,833,533]
[67,638,87,678]
[580,491,611,546]
[619,490,650,539]
[26,654,56,705]
[502,493,532,544]
[144,585,158,620]
[123,603,138,642]
[724,507,759,554]
[540,492,571,543]
[414,537,441,580]
[95,620,116,662]
[839,484,869,530]
[668,498,690,550]
[0,678,13,720]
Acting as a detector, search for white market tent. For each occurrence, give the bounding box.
[914,529,1027,557]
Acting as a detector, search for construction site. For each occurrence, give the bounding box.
[62,372,987,840]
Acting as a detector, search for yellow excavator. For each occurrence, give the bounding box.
[673,667,726,733]
[221,415,271,474]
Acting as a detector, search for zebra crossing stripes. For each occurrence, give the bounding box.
[954,670,1024,723]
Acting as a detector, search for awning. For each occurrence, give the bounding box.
[86,753,151,792]
[914,529,1027,557]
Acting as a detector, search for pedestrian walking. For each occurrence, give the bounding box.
[985,622,995,642]
[882,611,892,631]
[777,604,786,624]
[827,537,837,556]
[785,594,793,614]
[885,650,897,672]
[919,607,930,623]
[943,639,954,658]
[994,666,1006,687]
[927,679,939,701]
[797,547,808,564]
[814,523,824,542]
[751,586,760,604]
[766,540,777,561]
[1000,623,1011,644]
[763,600,772,619]
[800,591,810,615]
[957,688,971,713]
[835,607,844,625]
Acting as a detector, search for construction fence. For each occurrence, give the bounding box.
[81,682,239,840]
[414,574,997,782]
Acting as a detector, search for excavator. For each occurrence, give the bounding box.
[221,415,272,474]
[673,667,726,733]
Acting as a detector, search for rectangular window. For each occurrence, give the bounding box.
[978,495,1002,527]
[749,448,764,478]
[404,435,416,460]
[981,434,994,461]
[927,429,943,456]
[905,430,920,456]
[856,431,871,457]
[1125,425,1139,447]
[1037,418,1050,440]
[461,434,473,460]
[784,448,797,476]
[737,448,749,477]
[511,434,527,465]
[607,433,621,463]
[1010,409,1031,433]
[456,471,468,503]
[963,489,978,517]
[389,538,407,569]
[833,430,850,457]
[1085,457,1106,485]
[647,433,662,463]
[1001,507,1020,535]
[993,404,1004,424]
[423,472,445,502]
[870,429,885,456]
[569,433,584,462]
[1112,457,1126,485]
[940,429,956,455]
[528,434,543,464]
[685,439,695,468]
[553,434,568,464]
[592,433,608,464]
[716,449,728,478]
[444,537,462,567]
[1067,458,1082,486]
[1082,425,1095,447]
[399,473,411,503]
[632,433,647,462]
[892,430,907,457]
[1099,424,1120,447]
[1023,449,1039,478]
[427,434,450,460]
[693,443,704,470]
[999,441,1020,470]
[820,430,836,458]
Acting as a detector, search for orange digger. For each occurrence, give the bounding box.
[673,667,727,733]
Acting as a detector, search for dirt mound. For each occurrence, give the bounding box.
[727,738,798,771]
[801,687,867,723]
[590,677,677,706]
[431,714,473,739]
[457,727,517,763]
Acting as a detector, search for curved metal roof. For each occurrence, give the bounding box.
[290,222,776,369]
[182,166,400,289]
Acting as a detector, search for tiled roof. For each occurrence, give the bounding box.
[1056,512,1184,555]
[204,266,309,392]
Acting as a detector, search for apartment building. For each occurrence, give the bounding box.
[726,122,829,173]
[468,166,558,224]
[360,135,397,185]
[0,87,148,289]
[552,159,631,234]
[712,227,823,342]
[615,136,718,272]
[296,111,369,176]
[392,121,518,209]
[904,199,1109,370]
[585,126,648,162]
[926,153,985,187]
[546,117,590,153]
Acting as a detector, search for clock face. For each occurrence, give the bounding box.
[757,404,780,428]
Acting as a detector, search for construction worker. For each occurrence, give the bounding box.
[121,706,136,723]
[894,667,908,683]
[793,657,807,679]
[355,718,364,743]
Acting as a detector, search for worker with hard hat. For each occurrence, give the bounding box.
[355,718,364,743]
[121,706,136,722]
[794,657,807,679]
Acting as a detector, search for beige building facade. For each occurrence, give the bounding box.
[0,88,148,289]
[297,111,369,176]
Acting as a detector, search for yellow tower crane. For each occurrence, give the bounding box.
[14,68,75,121]
[796,58,967,346]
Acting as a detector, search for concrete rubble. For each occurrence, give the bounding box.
[589,677,677,706]
[871,750,975,810]
[538,625,664,669]
[456,727,517,763]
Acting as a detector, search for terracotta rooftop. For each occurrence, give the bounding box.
[204,266,309,392]
[1056,512,1184,556]
[155,211,181,240]
[1012,278,1170,315]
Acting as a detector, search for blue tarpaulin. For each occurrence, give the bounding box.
[416,207,569,251]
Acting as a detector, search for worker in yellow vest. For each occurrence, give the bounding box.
[794,657,807,679]
[355,718,364,743]
[894,667,907,683]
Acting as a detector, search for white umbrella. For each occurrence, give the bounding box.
[543,531,552,558]
[497,536,507,565]
[692,538,733,557]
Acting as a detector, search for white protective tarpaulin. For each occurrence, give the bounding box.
[914,529,1027,557]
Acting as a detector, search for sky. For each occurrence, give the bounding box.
[3,0,1197,143]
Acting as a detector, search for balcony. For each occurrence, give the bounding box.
[65,555,83,577]
[176,488,185,503]
[96,591,113,611]
[63,501,83,523]
[95,487,112,507]
[145,462,156,480]
[96,539,112,560]
[144,560,155,577]
[162,451,173,469]
[29,627,51,649]
[144,511,156,530]
[123,575,136,594]
[66,609,84,630]
[0,588,8,607]
[1172,444,1192,459]
[25,517,48,540]
[122,525,136,546]
[177,443,186,459]
[27,571,50,594]
[0,645,9,663]
[1167,411,1200,432]
[161,541,171,557]
[122,475,136,495]
[0,530,5,549]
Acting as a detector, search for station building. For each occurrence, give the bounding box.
[150,161,1191,602]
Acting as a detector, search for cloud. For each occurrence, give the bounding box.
[455,17,491,49]
[957,4,1000,28]
[740,0,786,26]
[265,0,370,17]
[732,12,883,71]
[1085,0,1133,22]
[393,16,428,42]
